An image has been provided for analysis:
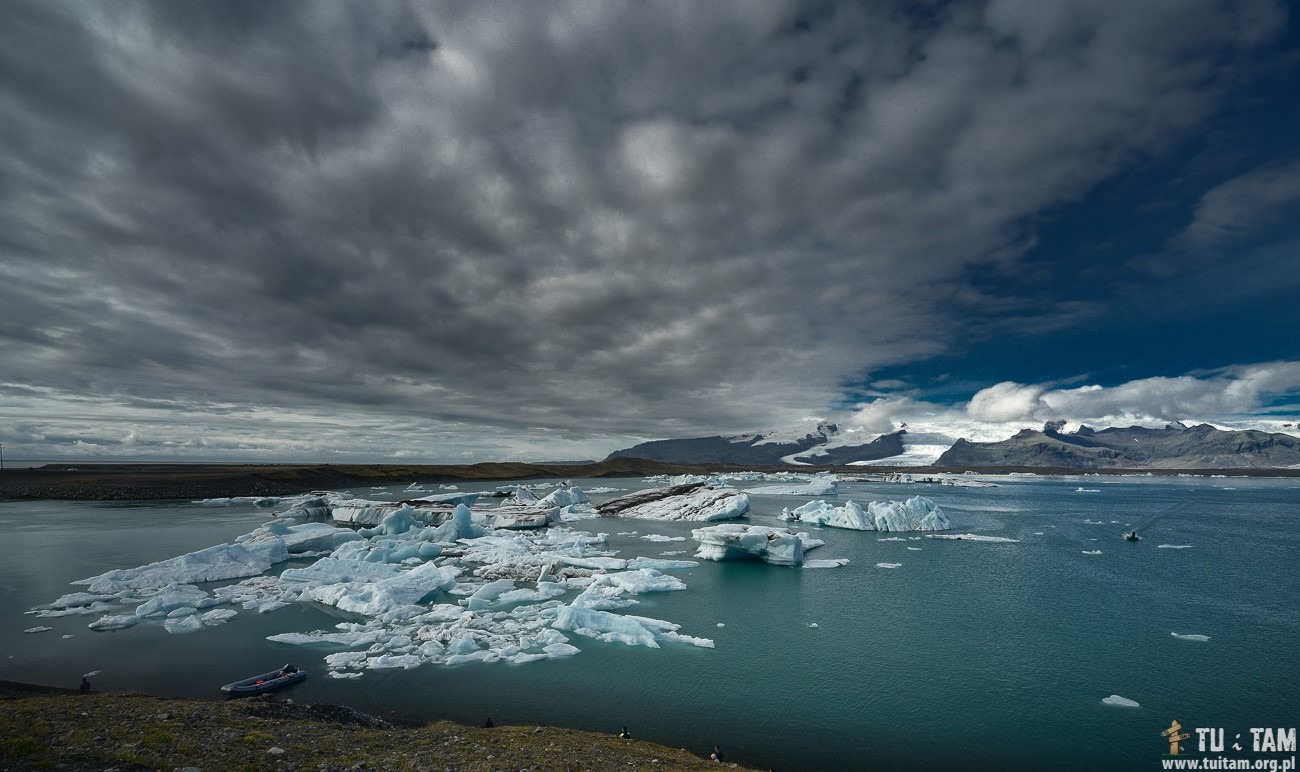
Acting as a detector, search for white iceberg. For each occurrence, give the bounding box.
[1102,695,1140,708]
[74,541,290,593]
[691,524,822,566]
[804,559,849,569]
[1171,632,1210,641]
[786,496,950,532]
[747,479,838,496]
[926,533,1020,543]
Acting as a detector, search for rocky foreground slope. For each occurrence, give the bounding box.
[0,686,744,771]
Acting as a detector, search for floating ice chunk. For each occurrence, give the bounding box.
[367,653,424,669]
[1171,633,1211,641]
[324,651,369,670]
[47,592,118,610]
[89,614,139,632]
[135,586,210,618]
[463,579,520,611]
[164,615,204,634]
[562,556,628,571]
[309,562,460,617]
[878,537,907,542]
[789,496,949,532]
[75,541,289,593]
[23,626,53,634]
[1076,488,1100,493]
[747,480,838,496]
[201,608,238,624]
[329,671,364,679]
[1157,544,1194,549]
[804,559,849,568]
[1102,695,1140,708]
[926,533,1020,543]
[281,558,403,584]
[617,531,639,537]
[1082,550,1102,555]
[807,622,818,628]
[640,534,686,543]
[257,601,290,614]
[691,523,820,566]
[552,606,679,648]
[539,486,589,508]
[625,557,698,570]
[603,569,687,594]
[239,522,361,554]
[597,483,750,521]
[544,642,581,657]
[907,547,922,551]
[569,579,639,611]
[411,491,481,506]
[717,623,725,627]
[876,563,902,569]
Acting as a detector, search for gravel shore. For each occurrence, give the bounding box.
[1,684,747,771]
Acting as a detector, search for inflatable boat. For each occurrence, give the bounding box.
[220,665,305,696]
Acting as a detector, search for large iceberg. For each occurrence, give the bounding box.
[596,483,749,521]
[691,524,825,566]
[74,541,290,593]
[784,496,950,532]
[747,479,839,496]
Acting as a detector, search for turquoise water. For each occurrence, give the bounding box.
[2,475,1297,770]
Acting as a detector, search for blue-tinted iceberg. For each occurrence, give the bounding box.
[785,496,949,532]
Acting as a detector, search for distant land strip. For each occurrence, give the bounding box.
[2,459,1298,501]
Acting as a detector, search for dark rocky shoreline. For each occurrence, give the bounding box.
[1,683,742,770]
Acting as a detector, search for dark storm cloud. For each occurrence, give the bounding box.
[0,0,1294,461]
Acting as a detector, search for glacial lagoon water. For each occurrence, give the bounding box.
[2,474,1297,770]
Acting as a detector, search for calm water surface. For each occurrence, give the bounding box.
[2,475,1297,770]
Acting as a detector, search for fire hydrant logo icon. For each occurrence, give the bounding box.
[1162,720,1192,755]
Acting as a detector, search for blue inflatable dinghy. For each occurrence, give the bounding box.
[220,664,305,696]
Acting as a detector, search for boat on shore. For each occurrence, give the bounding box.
[220,665,305,696]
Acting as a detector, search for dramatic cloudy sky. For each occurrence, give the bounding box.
[2,1,1299,463]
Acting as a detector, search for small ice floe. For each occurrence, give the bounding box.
[1102,695,1140,708]
[328,671,363,679]
[616,531,639,537]
[807,622,819,628]
[748,480,838,496]
[61,634,74,639]
[1082,550,1102,555]
[1032,532,1044,536]
[1171,633,1211,642]
[907,547,922,551]
[1157,544,1194,549]
[804,559,849,568]
[1084,519,1105,525]
[926,533,1020,543]
[83,670,101,678]
[876,562,902,569]
[1076,488,1101,493]
[23,626,53,634]
[641,534,686,543]
[878,537,907,542]
[717,623,725,628]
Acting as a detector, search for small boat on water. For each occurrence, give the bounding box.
[220,664,305,696]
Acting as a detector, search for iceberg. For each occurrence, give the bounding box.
[597,483,749,521]
[237,522,361,554]
[74,541,290,593]
[803,559,849,568]
[552,605,705,648]
[1101,695,1140,708]
[1171,632,1210,641]
[876,563,902,569]
[785,496,950,532]
[926,533,1020,543]
[747,479,838,496]
[691,524,822,566]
